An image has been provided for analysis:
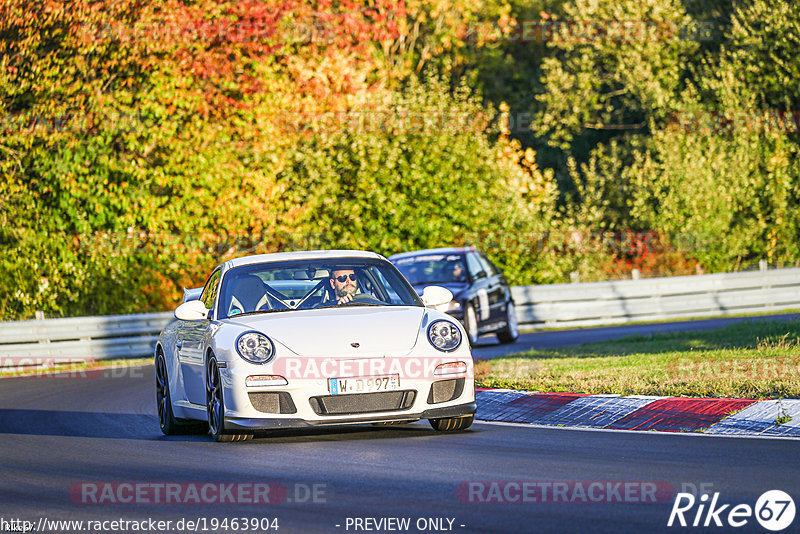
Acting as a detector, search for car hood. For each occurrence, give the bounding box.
[227,306,427,357]
[413,282,469,299]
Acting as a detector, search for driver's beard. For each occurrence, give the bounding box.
[336,284,357,298]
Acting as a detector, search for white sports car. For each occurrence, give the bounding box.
[155,250,476,441]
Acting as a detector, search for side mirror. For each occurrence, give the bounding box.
[473,270,487,280]
[421,286,453,310]
[175,299,209,321]
[182,287,203,303]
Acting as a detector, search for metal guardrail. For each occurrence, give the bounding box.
[1,268,799,366]
[0,312,173,366]
[512,267,800,328]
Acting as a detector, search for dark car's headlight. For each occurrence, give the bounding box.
[236,332,275,364]
[427,320,462,352]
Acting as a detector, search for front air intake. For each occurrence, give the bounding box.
[248,392,297,414]
[427,378,465,404]
[309,390,416,416]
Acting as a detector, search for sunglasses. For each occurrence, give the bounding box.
[335,274,357,283]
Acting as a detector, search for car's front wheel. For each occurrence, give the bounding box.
[496,301,519,344]
[156,350,204,435]
[206,356,251,442]
[429,415,474,432]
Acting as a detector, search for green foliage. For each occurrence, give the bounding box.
[0,1,294,318]
[531,0,800,274]
[0,0,560,318]
[627,0,800,270]
[278,74,559,285]
[2,0,799,319]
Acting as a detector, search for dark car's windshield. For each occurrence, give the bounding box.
[218,258,422,319]
[392,254,468,285]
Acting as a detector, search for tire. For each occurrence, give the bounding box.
[464,304,479,347]
[496,301,520,344]
[429,415,474,432]
[206,355,252,442]
[156,350,205,435]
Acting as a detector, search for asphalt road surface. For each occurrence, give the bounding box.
[2,315,800,534]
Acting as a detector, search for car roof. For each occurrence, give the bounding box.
[387,246,477,260]
[222,250,386,270]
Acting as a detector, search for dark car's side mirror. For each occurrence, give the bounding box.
[473,270,487,280]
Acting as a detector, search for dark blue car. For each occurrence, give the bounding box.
[389,247,519,346]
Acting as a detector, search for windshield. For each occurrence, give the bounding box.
[392,254,468,285]
[218,258,422,319]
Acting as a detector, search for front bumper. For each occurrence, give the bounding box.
[217,350,476,432]
[225,401,477,430]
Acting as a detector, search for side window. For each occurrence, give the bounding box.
[373,268,402,304]
[200,269,221,311]
[465,254,484,278]
[477,254,498,277]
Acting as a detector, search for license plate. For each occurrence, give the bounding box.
[328,374,400,395]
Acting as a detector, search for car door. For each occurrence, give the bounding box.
[465,253,491,328]
[177,268,220,405]
[477,253,506,323]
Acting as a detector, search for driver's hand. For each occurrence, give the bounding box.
[337,294,354,304]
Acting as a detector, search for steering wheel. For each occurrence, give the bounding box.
[340,293,383,305]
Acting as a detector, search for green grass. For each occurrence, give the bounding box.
[476,320,800,398]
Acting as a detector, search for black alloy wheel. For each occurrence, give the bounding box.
[156,351,205,435]
[206,355,251,442]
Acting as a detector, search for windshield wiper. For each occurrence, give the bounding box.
[229,308,291,318]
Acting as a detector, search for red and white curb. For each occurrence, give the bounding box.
[475,389,800,436]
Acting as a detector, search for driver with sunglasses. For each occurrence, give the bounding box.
[329,268,359,304]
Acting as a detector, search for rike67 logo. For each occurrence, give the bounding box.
[668,490,796,531]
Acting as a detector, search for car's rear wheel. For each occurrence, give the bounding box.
[496,301,519,344]
[156,350,204,435]
[429,415,474,432]
[464,304,479,347]
[206,355,252,442]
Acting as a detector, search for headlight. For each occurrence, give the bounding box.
[236,332,275,364]
[427,320,462,352]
